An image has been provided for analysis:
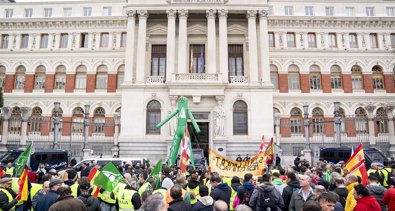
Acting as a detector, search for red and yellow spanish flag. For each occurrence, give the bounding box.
[264,137,275,165]
[344,144,368,185]
[18,166,29,201]
[88,167,101,197]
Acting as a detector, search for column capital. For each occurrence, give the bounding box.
[166,9,177,18]
[258,9,269,18]
[21,106,31,121]
[137,10,148,18]
[365,105,376,114]
[126,9,136,18]
[215,95,225,103]
[178,9,188,18]
[218,9,228,18]
[386,105,395,114]
[206,9,217,18]
[1,107,11,120]
[246,9,257,19]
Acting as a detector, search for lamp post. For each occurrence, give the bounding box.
[334,102,342,147]
[112,113,121,157]
[83,104,90,150]
[53,102,61,149]
[303,104,312,164]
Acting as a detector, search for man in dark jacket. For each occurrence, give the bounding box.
[281,172,300,211]
[249,173,284,211]
[366,175,388,211]
[36,179,63,211]
[237,173,255,206]
[333,178,348,207]
[48,186,87,211]
[0,177,19,211]
[210,173,231,210]
[77,184,100,211]
[168,185,192,211]
[289,175,316,211]
[193,185,213,211]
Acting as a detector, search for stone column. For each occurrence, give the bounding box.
[135,10,148,84]
[112,113,121,157]
[124,10,136,85]
[386,106,395,157]
[14,34,20,50]
[19,107,31,147]
[166,9,176,83]
[274,113,281,146]
[1,107,11,148]
[218,9,229,83]
[258,9,271,86]
[247,10,258,84]
[366,105,376,146]
[177,9,188,74]
[108,33,114,49]
[206,9,217,74]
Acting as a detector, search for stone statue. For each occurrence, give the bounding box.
[168,106,176,137]
[214,100,225,137]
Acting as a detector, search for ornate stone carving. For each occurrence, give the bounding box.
[214,96,225,137]
[258,9,269,18]
[178,9,188,18]
[2,107,11,120]
[126,10,136,18]
[206,9,216,18]
[137,10,148,18]
[218,9,228,18]
[246,10,257,19]
[365,105,376,114]
[166,9,177,18]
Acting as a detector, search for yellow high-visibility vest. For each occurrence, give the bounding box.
[0,188,15,211]
[116,189,136,211]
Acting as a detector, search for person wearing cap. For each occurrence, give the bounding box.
[35,179,63,211]
[116,176,141,211]
[0,177,19,211]
[77,183,100,211]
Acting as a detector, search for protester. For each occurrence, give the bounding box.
[344,174,358,211]
[166,174,191,204]
[289,175,316,211]
[186,173,201,205]
[168,185,192,211]
[213,200,228,211]
[48,186,87,211]
[382,177,395,211]
[193,185,214,211]
[236,155,242,162]
[243,155,250,162]
[381,160,393,188]
[210,173,232,208]
[282,172,300,211]
[5,163,14,176]
[77,183,101,211]
[302,201,322,211]
[138,172,152,196]
[0,177,19,211]
[353,184,381,211]
[366,175,388,211]
[115,176,141,210]
[317,193,337,211]
[137,191,153,211]
[229,176,241,209]
[237,173,255,206]
[36,179,63,211]
[234,204,252,211]
[138,194,166,211]
[333,178,348,208]
[32,180,50,210]
[271,172,286,195]
[153,177,173,199]
[249,173,284,211]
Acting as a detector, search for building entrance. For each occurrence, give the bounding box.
[188,122,209,160]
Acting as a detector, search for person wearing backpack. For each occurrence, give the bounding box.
[289,175,316,211]
[282,172,300,211]
[237,173,255,207]
[249,173,284,211]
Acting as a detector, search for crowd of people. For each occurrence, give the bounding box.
[0,157,394,211]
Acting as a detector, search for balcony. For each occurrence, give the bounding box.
[146,76,165,84]
[174,73,219,83]
[229,76,248,85]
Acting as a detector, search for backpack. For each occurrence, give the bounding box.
[257,187,277,210]
[242,189,253,205]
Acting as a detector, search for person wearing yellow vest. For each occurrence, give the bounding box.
[191,185,214,211]
[229,176,241,210]
[31,181,50,211]
[153,177,174,206]
[115,176,141,211]
[99,189,116,211]
[5,163,14,177]
[344,174,359,211]
[186,174,200,205]
[64,169,79,197]
[137,173,152,196]
[380,161,393,188]
[0,177,19,211]
[165,174,191,205]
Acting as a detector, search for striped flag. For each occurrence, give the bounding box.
[179,127,192,173]
[344,144,368,185]
[88,167,101,197]
[264,137,275,165]
[259,135,265,152]
[18,166,29,201]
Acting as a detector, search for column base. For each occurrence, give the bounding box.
[82,148,91,160]
[303,148,313,166]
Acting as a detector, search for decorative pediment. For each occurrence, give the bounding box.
[188,24,207,35]
[147,24,168,35]
[227,24,247,35]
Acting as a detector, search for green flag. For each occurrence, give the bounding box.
[93,162,123,192]
[14,143,32,177]
[150,159,162,189]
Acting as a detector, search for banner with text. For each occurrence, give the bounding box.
[209,149,266,178]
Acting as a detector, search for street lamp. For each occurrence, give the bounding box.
[303,104,310,150]
[334,102,342,147]
[83,104,90,150]
[53,102,60,149]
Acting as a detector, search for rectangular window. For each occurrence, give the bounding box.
[366,7,375,16]
[44,8,52,17]
[63,8,72,17]
[117,74,124,89]
[103,7,112,16]
[287,32,296,47]
[328,33,337,48]
[40,34,49,48]
[312,118,324,133]
[189,44,205,73]
[93,118,105,133]
[60,33,68,48]
[228,45,244,76]
[288,74,300,90]
[349,33,358,48]
[391,33,395,48]
[96,74,107,89]
[373,78,384,89]
[121,32,127,47]
[1,34,9,49]
[268,32,275,47]
[352,76,363,89]
[310,75,322,90]
[55,75,66,89]
[151,45,167,76]
[270,74,278,89]
[307,33,317,48]
[285,6,294,16]
[72,118,83,133]
[5,9,13,18]
[34,75,45,89]
[21,34,29,49]
[290,119,302,134]
[75,74,86,89]
[80,33,88,48]
[387,7,395,16]
[369,33,378,48]
[325,7,334,16]
[83,7,92,16]
[305,6,314,16]
[100,33,109,48]
[24,8,33,18]
[346,7,355,17]
[15,75,25,89]
[331,76,342,89]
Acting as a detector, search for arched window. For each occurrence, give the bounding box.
[309,65,321,90]
[55,65,66,89]
[75,65,87,89]
[117,64,125,89]
[330,65,342,89]
[233,100,248,135]
[93,107,106,133]
[270,65,279,89]
[288,65,300,90]
[376,107,388,133]
[96,65,108,89]
[34,65,46,89]
[0,65,6,88]
[15,65,26,89]
[9,106,22,133]
[146,100,161,135]
[351,65,363,90]
[355,107,367,133]
[72,107,84,133]
[290,107,303,134]
[372,65,384,89]
[30,107,42,133]
[312,107,324,133]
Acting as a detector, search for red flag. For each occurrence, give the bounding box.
[18,166,29,201]
[264,138,275,165]
[88,167,99,181]
[259,135,265,152]
[88,167,101,197]
[179,127,191,173]
[345,144,368,185]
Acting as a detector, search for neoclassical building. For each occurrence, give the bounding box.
[0,0,394,163]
